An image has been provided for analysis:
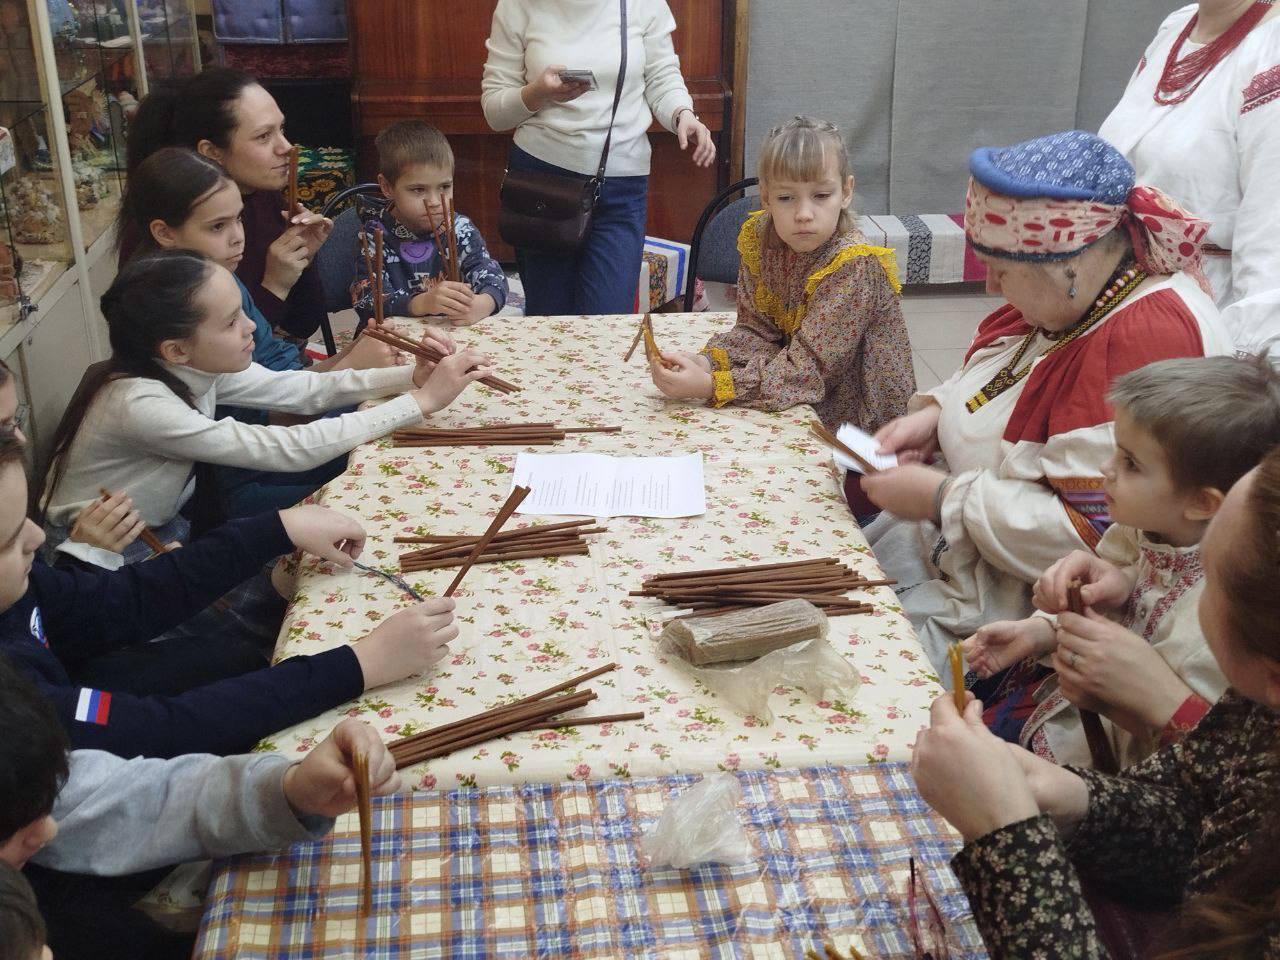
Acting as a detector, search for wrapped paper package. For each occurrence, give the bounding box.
[659,600,860,722]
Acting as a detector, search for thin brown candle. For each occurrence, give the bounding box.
[96,488,169,556]
[394,519,597,546]
[1067,579,1121,774]
[809,419,880,476]
[523,711,645,731]
[445,195,460,283]
[948,642,966,713]
[623,316,647,362]
[285,145,299,216]
[373,227,385,326]
[644,558,841,583]
[442,486,532,596]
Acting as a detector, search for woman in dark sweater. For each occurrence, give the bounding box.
[911,444,1280,958]
[120,68,329,342]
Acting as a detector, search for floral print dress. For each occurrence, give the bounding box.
[701,211,915,434]
[952,692,1280,958]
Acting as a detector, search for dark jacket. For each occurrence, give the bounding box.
[0,513,363,759]
[351,193,507,325]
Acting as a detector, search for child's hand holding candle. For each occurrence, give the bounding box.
[650,350,713,399]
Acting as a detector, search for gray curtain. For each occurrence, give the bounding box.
[745,1,1175,214]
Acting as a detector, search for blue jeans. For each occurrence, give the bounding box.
[507,144,648,316]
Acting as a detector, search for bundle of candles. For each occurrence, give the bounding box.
[351,751,373,915]
[423,195,460,283]
[632,558,891,619]
[1067,578,1120,774]
[384,662,644,769]
[808,419,881,476]
[359,323,521,395]
[391,422,621,448]
[623,313,662,363]
[397,518,604,573]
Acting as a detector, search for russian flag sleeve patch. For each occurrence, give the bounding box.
[73,688,112,725]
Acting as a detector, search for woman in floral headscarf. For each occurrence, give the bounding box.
[859,130,1233,674]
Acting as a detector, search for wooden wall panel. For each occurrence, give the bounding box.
[348,1,734,261]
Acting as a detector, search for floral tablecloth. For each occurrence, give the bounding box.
[195,763,984,960]
[264,314,940,788]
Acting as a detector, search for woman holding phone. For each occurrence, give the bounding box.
[481,0,715,317]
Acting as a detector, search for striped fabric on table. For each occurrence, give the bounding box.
[195,763,986,959]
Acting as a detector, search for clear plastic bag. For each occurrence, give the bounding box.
[639,773,754,869]
[660,610,861,723]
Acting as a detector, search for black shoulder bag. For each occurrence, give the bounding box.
[497,0,628,253]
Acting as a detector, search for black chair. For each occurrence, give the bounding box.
[312,183,382,356]
[682,177,760,312]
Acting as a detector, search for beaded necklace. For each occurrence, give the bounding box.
[965,264,1146,414]
[1154,1,1274,105]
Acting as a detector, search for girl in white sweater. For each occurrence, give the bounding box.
[481,0,714,316]
[38,249,490,562]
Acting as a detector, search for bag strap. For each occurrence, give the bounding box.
[594,0,628,182]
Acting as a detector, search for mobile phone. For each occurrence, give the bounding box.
[557,69,598,90]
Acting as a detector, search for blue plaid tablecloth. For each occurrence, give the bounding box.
[195,762,986,959]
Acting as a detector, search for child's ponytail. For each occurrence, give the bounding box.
[36,251,214,522]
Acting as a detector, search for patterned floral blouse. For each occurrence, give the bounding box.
[953,692,1280,958]
[701,211,915,433]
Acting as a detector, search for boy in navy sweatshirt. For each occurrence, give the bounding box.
[351,120,507,328]
[0,435,458,759]
[0,657,399,960]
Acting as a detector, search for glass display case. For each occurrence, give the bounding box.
[0,0,198,333]
[1,0,197,466]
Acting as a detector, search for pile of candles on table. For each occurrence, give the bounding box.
[385,662,642,769]
[396,518,605,573]
[632,558,894,619]
[392,422,621,448]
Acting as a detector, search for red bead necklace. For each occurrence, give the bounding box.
[1155,1,1274,105]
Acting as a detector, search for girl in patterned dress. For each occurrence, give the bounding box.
[964,355,1280,770]
[649,116,915,514]
[911,442,1280,957]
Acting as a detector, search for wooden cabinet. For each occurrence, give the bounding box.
[347,1,738,260]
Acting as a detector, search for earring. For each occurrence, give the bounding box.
[1066,267,1078,299]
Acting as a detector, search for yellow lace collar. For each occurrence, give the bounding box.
[737,210,901,335]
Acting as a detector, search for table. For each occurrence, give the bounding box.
[262,313,942,789]
[195,763,985,959]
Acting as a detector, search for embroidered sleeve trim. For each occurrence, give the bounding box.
[711,370,736,407]
[1158,693,1211,749]
[1241,63,1280,115]
[707,347,730,372]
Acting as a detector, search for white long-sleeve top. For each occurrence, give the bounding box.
[481,0,694,177]
[45,362,423,529]
[33,750,331,875]
[1099,4,1280,359]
